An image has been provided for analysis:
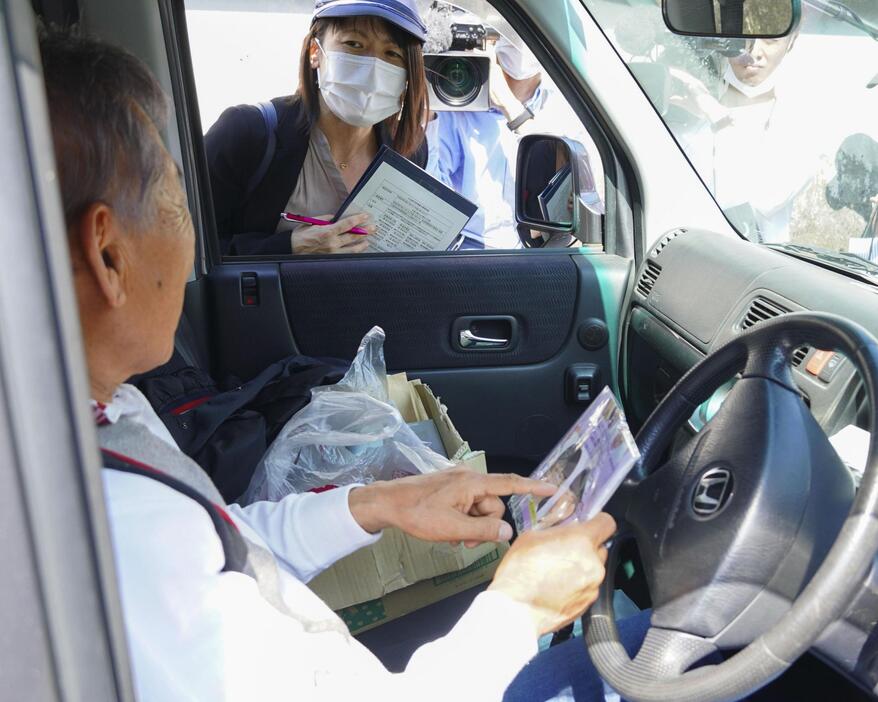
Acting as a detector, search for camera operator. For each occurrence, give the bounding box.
[427,36,602,250]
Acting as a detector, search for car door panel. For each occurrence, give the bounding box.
[208,262,299,377]
[277,254,579,369]
[207,252,632,474]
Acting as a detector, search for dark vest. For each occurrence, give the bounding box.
[98,415,348,635]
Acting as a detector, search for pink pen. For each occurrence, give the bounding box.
[280,212,370,236]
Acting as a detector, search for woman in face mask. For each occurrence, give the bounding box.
[205,0,429,255]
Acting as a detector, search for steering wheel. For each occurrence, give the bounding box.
[584,312,878,702]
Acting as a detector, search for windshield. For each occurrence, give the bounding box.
[581,0,878,277]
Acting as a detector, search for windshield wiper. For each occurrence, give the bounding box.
[806,0,878,41]
[766,242,878,280]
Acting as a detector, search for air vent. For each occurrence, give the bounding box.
[636,260,662,297]
[653,228,686,257]
[740,297,790,330]
[792,346,809,367]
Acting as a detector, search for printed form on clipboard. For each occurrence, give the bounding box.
[333,146,477,253]
[538,164,573,224]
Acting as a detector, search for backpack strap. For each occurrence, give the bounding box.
[101,448,248,574]
[245,100,279,197]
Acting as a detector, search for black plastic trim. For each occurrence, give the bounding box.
[160,0,220,271]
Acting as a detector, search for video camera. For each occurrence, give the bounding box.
[424,16,492,111]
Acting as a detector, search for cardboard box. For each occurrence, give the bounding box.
[340,543,508,635]
[308,374,501,611]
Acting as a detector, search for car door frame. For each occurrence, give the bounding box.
[0,2,135,699]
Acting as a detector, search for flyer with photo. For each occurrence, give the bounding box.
[509,386,640,533]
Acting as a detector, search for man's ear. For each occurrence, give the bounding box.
[74,202,129,309]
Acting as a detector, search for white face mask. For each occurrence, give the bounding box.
[316,42,408,128]
[723,61,778,99]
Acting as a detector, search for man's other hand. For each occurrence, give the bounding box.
[348,467,556,547]
[489,514,615,636]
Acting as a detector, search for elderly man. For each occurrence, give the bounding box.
[41,28,647,702]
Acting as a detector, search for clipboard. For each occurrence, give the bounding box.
[333,145,477,253]
[537,164,573,223]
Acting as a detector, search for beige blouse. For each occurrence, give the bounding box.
[275,127,349,235]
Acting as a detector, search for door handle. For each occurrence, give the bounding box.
[459,329,510,349]
[451,315,518,352]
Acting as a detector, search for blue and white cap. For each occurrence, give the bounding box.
[313,0,428,43]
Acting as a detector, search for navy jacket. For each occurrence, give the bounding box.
[205,95,428,255]
[134,348,348,502]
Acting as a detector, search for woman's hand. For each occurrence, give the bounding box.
[290,213,375,254]
[489,513,615,636]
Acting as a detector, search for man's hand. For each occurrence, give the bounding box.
[348,467,556,547]
[487,45,524,121]
[489,514,615,636]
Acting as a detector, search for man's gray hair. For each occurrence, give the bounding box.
[39,28,170,230]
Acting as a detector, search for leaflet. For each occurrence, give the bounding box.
[335,146,477,253]
[509,386,640,533]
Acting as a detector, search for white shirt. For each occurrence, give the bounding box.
[673,75,816,244]
[100,384,538,701]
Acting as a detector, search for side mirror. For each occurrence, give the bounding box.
[515,134,601,247]
[663,0,799,38]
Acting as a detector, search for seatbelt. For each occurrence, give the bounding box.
[245,100,279,197]
[101,448,249,573]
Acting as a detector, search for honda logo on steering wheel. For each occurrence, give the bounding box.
[692,466,734,518]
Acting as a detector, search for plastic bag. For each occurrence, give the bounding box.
[242,327,453,502]
[509,386,640,532]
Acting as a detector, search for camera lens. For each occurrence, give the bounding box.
[431,56,483,107]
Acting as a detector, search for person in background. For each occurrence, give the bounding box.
[826,133,878,262]
[427,35,602,250]
[41,27,650,702]
[669,33,810,243]
[205,0,429,256]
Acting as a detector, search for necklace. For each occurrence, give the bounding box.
[338,161,348,170]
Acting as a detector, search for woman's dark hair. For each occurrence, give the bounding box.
[298,15,427,158]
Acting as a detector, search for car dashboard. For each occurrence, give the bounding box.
[624,227,878,695]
